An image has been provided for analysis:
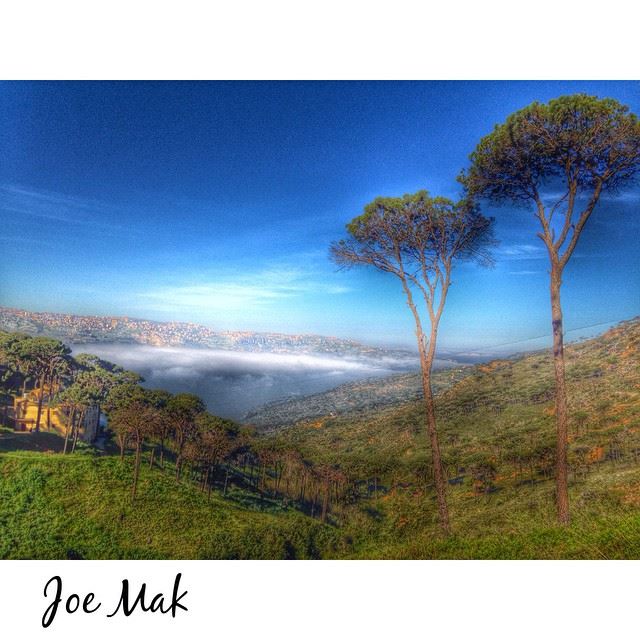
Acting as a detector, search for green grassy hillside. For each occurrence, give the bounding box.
[1,319,638,559]
[0,451,345,559]
[342,469,640,559]
[270,319,640,558]
[278,319,640,473]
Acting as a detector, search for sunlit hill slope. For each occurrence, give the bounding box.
[1,318,639,559]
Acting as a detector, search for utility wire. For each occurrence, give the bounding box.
[446,318,629,357]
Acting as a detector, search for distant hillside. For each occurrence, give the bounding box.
[276,318,640,473]
[0,306,415,359]
[246,366,471,431]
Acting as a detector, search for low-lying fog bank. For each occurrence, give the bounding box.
[68,343,455,420]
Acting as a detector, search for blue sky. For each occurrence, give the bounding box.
[0,81,638,353]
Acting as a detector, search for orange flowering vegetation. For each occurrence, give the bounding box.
[620,481,640,507]
[587,446,606,464]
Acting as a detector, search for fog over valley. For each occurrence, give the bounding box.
[69,343,443,419]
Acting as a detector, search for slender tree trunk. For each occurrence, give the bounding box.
[203,465,210,492]
[174,434,185,481]
[321,481,329,523]
[95,402,101,436]
[275,467,281,495]
[401,279,450,534]
[35,374,45,432]
[550,264,570,525]
[418,322,450,534]
[119,437,125,461]
[149,446,155,469]
[71,411,83,453]
[223,466,230,496]
[132,439,142,498]
[63,407,75,455]
[46,380,54,431]
[299,475,306,502]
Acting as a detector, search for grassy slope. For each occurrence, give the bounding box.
[280,319,640,469]
[343,464,640,559]
[0,451,345,559]
[1,319,638,559]
[277,319,640,558]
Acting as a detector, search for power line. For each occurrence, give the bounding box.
[449,318,626,355]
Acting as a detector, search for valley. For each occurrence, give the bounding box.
[1,317,638,559]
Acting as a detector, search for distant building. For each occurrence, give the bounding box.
[10,392,100,442]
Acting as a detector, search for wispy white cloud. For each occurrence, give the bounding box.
[138,266,352,313]
[0,184,123,231]
[508,269,542,275]
[539,187,640,206]
[495,243,546,261]
[599,190,640,203]
[0,234,57,248]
